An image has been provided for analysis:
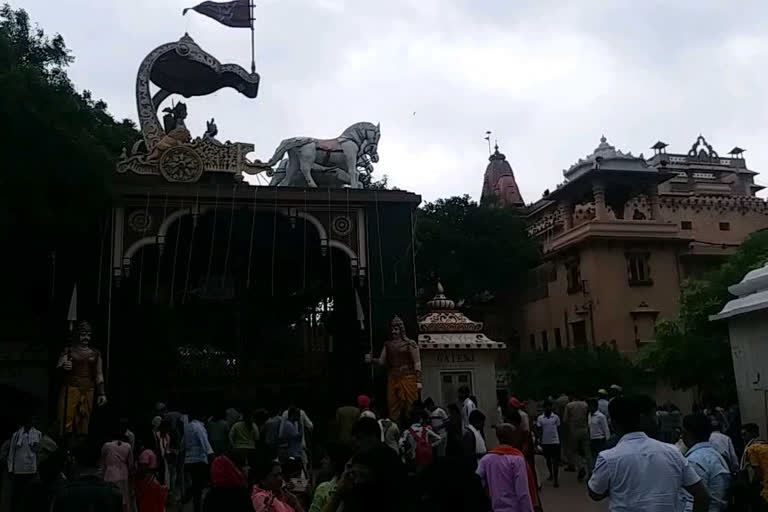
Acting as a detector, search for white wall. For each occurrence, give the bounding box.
[421,349,500,446]
[728,315,768,437]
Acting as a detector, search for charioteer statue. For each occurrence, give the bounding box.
[56,321,107,435]
[366,316,422,423]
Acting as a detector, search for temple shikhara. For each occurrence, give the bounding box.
[481,144,525,207]
[482,135,768,400]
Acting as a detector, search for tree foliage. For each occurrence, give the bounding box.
[641,230,768,402]
[415,195,536,303]
[0,5,139,335]
[509,346,652,400]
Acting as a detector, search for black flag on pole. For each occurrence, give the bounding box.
[183,0,251,28]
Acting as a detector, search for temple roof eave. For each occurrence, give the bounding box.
[418,333,507,350]
[417,311,484,333]
[417,282,506,350]
[547,168,677,203]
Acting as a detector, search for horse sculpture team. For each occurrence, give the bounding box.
[254,121,381,188]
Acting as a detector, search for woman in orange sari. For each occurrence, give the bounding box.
[366,316,422,424]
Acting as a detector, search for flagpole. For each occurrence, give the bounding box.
[249,1,255,73]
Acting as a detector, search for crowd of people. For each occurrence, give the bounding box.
[0,386,767,512]
[530,387,767,512]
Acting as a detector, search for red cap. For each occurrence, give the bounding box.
[357,394,371,409]
[508,397,522,408]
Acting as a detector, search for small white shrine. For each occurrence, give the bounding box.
[418,283,506,442]
[711,264,768,437]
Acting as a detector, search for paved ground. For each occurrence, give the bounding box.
[535,456,608,512]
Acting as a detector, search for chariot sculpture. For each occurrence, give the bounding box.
[116,34,379,188]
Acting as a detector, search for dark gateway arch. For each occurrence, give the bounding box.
[106,177,420,424]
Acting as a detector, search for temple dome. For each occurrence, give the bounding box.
[563,135,649,181]
[418,282,506,350]
[481,145,524,206]
[426,281,455,311]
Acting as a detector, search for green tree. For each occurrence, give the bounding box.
[415,195,536,303]
[641,230,768,402]
[509,346,652,400]
[0,5,139,336]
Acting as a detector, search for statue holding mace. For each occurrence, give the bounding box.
[56,321,107,435]
[365,316,422,423]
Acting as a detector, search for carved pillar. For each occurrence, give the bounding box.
[559,200,574,230]
[592,181,607,220]
[648,186,661,220]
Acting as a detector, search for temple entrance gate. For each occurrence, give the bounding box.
[108,185,419,421]
[89,33,421,426]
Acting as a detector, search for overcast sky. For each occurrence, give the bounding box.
[16,0,768,202]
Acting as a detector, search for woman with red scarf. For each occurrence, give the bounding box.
[135,448,168,512]
[476,424,540,512]
[203,452,253,512]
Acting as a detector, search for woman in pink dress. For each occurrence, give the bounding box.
[102,430,135,512]
[252,459,304,512]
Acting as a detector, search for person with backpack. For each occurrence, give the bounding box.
[399,410,441,470]
[424,398,449,457]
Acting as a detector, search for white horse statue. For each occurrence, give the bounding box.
[254,122,380,188]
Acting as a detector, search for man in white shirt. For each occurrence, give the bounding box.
[463,410,488,461]
[598,389,611,422]
[588,395,710,512]
[8,420,41,512]
[536,400,561,487]
[588,398,610,476]
[458,385,476,430]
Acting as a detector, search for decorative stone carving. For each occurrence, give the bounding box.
[365,316,422,422]
[159,146,204,183]
[203,118,218,140]
[332,216,352,237]
[127,210,153,233]
[688,135,719,161]
[116,34,263,183]
[332,215,353,237]
[418,282,505,349]
[659,195,768,215]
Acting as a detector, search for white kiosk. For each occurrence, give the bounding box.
[711,264,768,437]
[418,283,507,443]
